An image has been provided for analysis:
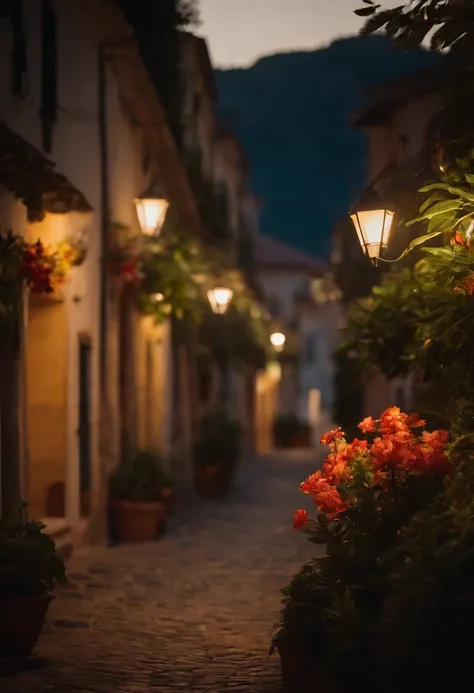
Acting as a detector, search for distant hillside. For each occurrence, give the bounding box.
[216,35,439,258]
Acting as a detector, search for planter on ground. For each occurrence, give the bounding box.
[192,410,242,499]
[273,414,312,448]
[0,512,67,657]
[109,448,173,543]
[114,500,165,543]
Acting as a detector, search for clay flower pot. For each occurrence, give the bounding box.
[157,484,175,516]
[0,595,53,657]
[114,501,165,543]
[275,635,337,693]
[193,465,221,498]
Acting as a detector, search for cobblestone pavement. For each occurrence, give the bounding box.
[1,451,321,693]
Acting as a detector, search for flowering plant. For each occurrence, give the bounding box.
[294,407,451,531]
[273,408,453,686]
[106,240,144,286]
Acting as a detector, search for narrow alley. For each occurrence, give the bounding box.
[1,452,319,693]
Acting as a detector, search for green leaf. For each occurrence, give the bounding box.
[354,6,378,16]
[399,230,444,258]
[409,199,463,223]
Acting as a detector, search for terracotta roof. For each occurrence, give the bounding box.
[255,235,326,275]
[0,119,92,222]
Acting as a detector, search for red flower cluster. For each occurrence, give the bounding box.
[453,271,474,296]
[110,259,144,286]
[21,241,55,294]
[293,407,451,530]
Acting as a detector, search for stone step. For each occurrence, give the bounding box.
[42,516,74,560]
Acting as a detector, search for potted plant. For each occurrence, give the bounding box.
[193,410,242,498]
[273,414,312,448]
[109,451,166,543]
[0,509,67,657]
[131,449,175,517]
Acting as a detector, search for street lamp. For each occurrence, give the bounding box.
[207,286,233,314]
[134,182,169,236]
[270,331,286,352]
[350,186,394,263]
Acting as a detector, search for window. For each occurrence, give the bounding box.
[40,0,58,152]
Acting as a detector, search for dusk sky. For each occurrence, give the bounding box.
[197,0,385,68]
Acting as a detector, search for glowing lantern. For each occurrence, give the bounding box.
[270,332,286,352]
[134,183,169,236]
[207,287,233,314]
[350,186,394,263]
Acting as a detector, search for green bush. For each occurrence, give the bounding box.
[193,409,242,468]
[110,449,172,503]
[373,448,474,693]
[0,510,67,597]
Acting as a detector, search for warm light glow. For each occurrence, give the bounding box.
[270,331,286,352]
[350,208,394,260]
[151,292,164,303]
[134,197,169,236]
[207,287,233,314]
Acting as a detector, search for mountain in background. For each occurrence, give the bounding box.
[216,35,439,259]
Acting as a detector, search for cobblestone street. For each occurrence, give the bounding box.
[1,452,320,693]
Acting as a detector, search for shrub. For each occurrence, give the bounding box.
[0,510,67,597]
[110,449,172,503]
[273,408,452,688]
[193,409,242,467]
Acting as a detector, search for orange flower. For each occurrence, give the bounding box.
[406,413,426,429]
[323,454,349,484]
[379,407,409,434]
[293,509,309,530]
[320,427,345,446]
[358,416,377,433]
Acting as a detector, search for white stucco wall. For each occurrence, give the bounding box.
[0,3,173,533]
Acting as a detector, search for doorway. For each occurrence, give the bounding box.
[78,337,92,518]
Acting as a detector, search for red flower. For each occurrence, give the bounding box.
[358,416,377,433]
[320,427,345,446]
[293,509,309,530]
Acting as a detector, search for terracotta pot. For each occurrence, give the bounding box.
[194,465,219,498]
[114,501,165,543]
[0,595,53,657]
[276,635,337,693]
[290,428,312,448]
[157,485,175,516]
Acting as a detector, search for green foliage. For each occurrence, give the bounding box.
[0,510,67,597]
[357,0,474,57]
[373,447,474,692]
[110,449,172,503]
[332,350,364,439]
[272,414,311,447]
[193,409,243,468]
[339,264,432,379]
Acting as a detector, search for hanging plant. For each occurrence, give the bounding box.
[106,239,144,286]
[0,230,71,324]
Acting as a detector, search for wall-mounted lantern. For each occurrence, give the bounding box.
[270,331,286,352]
[134,182,169,236]
[207,286,234,314]
[350,186,394,264]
